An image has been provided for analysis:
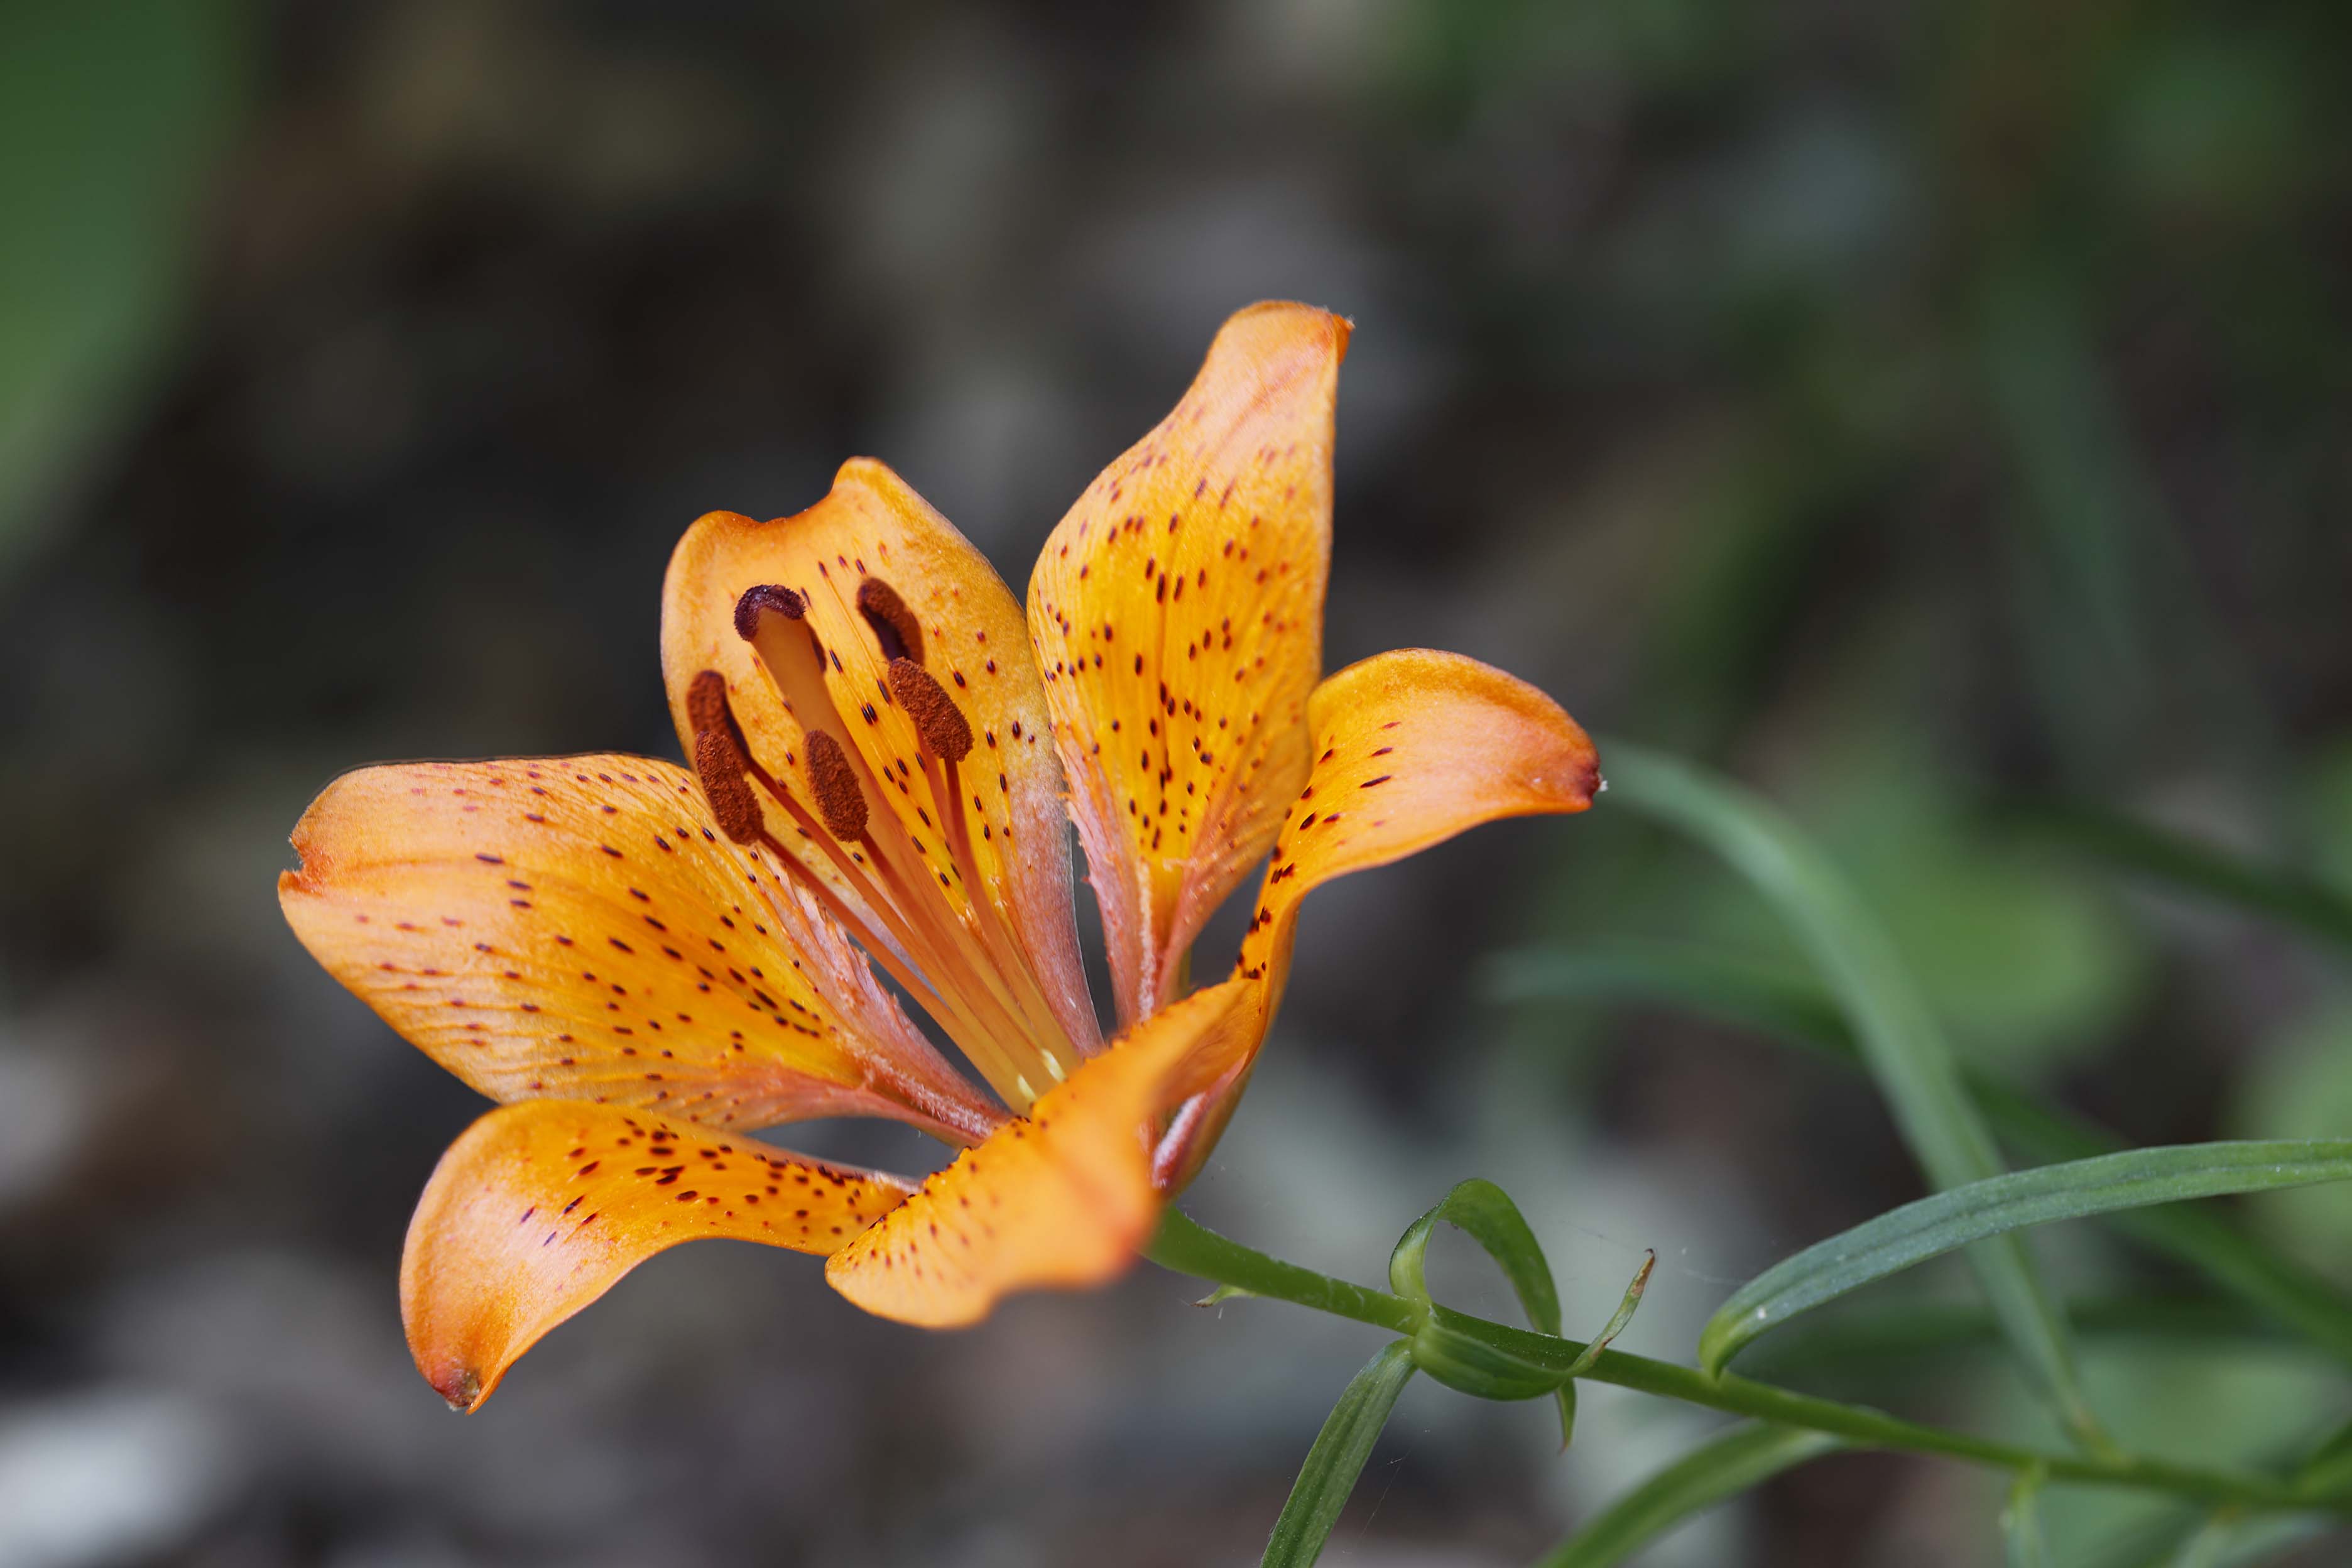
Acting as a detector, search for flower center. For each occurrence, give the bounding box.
[690,582,1081,1112]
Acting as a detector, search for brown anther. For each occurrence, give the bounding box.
[804,731,868,840]
[886,657,972,761]
[856,577,924,664]
[686,669,732,735]
[693,727,763,845]
[734,584,806,641]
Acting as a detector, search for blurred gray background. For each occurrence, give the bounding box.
[4,1,2351,1564]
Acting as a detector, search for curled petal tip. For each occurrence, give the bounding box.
[401,1102,913,1410]
[1237,298,1353,354]
[831,456,896,495]
[434,1367,484,1414]
[1222,648,1601,1018]
[1550,749,1603,810]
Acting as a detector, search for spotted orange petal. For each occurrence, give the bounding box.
[1238,648,1599,1003]
[1027,302,1349,1027]
[825,977,1257,1327]
[280,756,1001,1145]
[663,462,1098,1107]
[403,1100,914,1410]
[1152,650,1599,1194]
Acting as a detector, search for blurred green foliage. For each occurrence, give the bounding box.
[2236,1006,2352,1287]
[1756,734,2145,1078]
[0,0,246,579]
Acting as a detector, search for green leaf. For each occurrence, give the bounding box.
[2120,1513,2338,1568]
[1701,1140,2352,1377]
[1604,741,2104,1444]
[2076,1507,2336,1568]
[2089,1416,2352,1568]
[1532,1423,1843,1568]
[2005,1464,2052,1568]
[1487,939,2352,1367]
[1736,1295,2285,1382]
[1390,1179,1571,1439]
[1485,940,1849,1049]
[2016,800,2352,956]
[2294,1413,2352,1493]
[1390,1179,1562,1332]
[2232,1004,2352,1284]
[1408,1304,1572,1403]
[1563,1252,1655,1379]
[1261,1341,1417,1568]
[0,0,248,579]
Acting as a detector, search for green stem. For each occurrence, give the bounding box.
[1146,1211,2341,1515]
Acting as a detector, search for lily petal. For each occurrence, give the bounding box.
[1028,302,1349,1026]
[825,977,1256,1327]
[280,757,1003,1145]
[663,462,1099,1105]
[1238,648,1599,1001]
[1154,649,1598,1194]
[402,1100,914,1410]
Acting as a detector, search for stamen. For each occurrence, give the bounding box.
[693,727,763,845]
[886,658,972,761]
[734,584,807,640]
[749,824,959,1037]
[724,566,1080,1109]
[805,731,868,841]
[856,577,923,664]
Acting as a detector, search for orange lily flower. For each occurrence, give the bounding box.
[280,302,1598,1410]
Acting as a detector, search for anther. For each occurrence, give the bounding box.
[805,731,868,840]
[886,657,972,761]
[686,669,732,736]
[693,727,763,845]
[856,577,923,664]
[734,584,807,641]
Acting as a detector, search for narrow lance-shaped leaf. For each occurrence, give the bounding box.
[2015,800,2352,957]
[1388,1178,1571,1441]
[1487,938,2352,1368]
[2005,1464,2052,1568]
[1604,742,2098,1443]
[2082,1413,2352,1568]
[2076,1506,2335,1568]
[1532,1422,1844,1568]
[1484,941,1849,1050]
[1701,1140,2352,1376]
[1261,1341,1417,1568]
[1736,1295,2285,1382]
[1544,1251,1657,1449]
[1564,1251,1655,1380]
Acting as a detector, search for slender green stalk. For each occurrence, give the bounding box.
[1146,1211,2344,1515]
